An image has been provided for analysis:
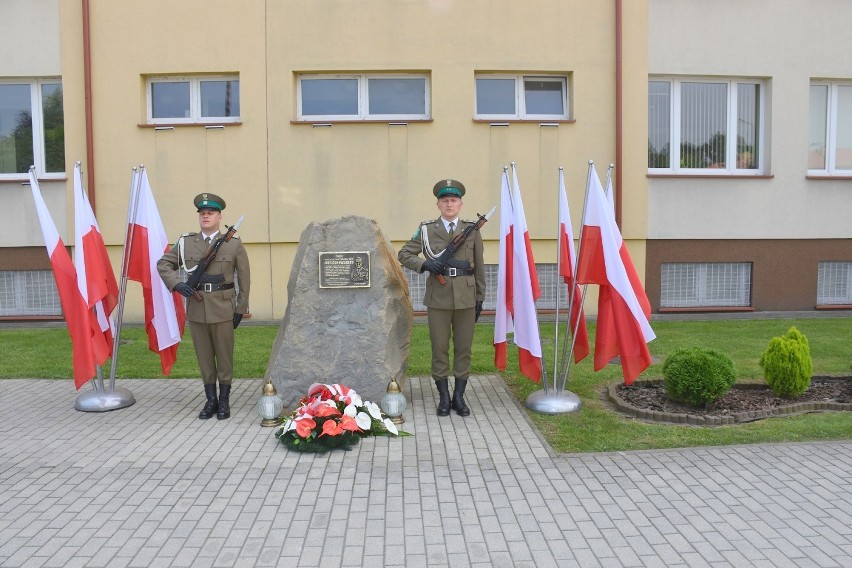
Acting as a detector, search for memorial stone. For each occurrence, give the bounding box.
[265,215,414,408]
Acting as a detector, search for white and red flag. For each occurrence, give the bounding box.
[604,170,651,319]
[29,169,96,389]
[493,169,514,371]
[576,163,655,384]
[494,168,543,382]
[511,164,541,300]
[73,163,118,366]
[125,168,185,375]
[558,169,590,363]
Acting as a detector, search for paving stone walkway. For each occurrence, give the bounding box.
[0,376,850,567]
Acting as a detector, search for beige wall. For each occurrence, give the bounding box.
[647,0,852,240]
[8,0,647,321]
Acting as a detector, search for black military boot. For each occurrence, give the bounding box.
[451,378,471,416]
[217,384,231,420]
[199,384,218,419]
[435,378,451,416]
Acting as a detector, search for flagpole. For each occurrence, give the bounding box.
[108,167,141,388]
[558,161,595,391]
[552,168,563,394]
[523,165,580,415]
[73,167,136,412]
[555,168,577,391]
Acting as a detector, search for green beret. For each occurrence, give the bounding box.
[194,193,225,211]
[433,179,466,198]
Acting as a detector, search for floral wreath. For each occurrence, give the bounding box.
[275,383,409,452]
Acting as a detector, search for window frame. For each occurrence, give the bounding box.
[295,73,431,122]
[808,80,852,176]
[0,78,64,180]
[474,74,570,121]
[648,76,766,176]
[146,75,241,125]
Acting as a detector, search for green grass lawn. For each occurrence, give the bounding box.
[2,317,850,453]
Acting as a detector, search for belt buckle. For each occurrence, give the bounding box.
[447,267,457,277]
[202,283,213,292]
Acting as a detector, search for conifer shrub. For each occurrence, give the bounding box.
[662,347,737,408]
[759,326,814,398]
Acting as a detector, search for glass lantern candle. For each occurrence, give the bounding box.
[380,377,406,424]
[257,379,284,427]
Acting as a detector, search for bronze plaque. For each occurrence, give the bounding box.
[318,251,371,289]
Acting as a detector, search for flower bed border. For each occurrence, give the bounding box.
[607,377,852,425]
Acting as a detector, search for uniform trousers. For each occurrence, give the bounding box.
[189,320,235,385]
[427,306,475,380]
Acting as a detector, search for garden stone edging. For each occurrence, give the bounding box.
[607,377,852,425]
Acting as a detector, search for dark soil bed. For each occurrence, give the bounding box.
[609,376,852,424]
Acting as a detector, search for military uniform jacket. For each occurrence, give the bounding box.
[398,219,485,310]
[157,233,251,324]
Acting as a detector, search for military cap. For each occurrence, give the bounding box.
[433,179,466,199]
[194,193,225,211]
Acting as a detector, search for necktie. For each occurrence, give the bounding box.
[205,236,211,247]
[448,222,455,238]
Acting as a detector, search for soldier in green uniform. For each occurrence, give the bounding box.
[398,179,486,417]
[157,193,250,420]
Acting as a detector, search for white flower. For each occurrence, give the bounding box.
[347,392,363,407]
[355,411,372,430]
[278,418,296,433]
[365,401,383,420]
[344,404,357,417]
[383,418,399,435]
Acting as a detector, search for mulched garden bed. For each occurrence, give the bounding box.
[608,376,852,425]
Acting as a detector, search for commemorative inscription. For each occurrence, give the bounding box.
[319,251,371,288]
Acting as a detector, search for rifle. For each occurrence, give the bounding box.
[186,215,245,301]
[430,206,496,285]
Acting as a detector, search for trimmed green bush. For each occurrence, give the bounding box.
[662,347,737,408]
[759,326,814,398]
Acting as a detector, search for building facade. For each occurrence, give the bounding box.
[2,0,849,322]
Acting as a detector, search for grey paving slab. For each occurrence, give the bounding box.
[0,376,850,567]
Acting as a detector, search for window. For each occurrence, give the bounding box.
[649,78,764,174]
[475,75,569,120]
[817,261,852,305]
[0,79,64,178]
[296,74,430,121]
[660,262,752,308]
[0,270,61,316]
[146,76,240,124]
[809,81,852,175]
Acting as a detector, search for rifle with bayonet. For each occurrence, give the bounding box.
[186,215,245,301]
[427,206,496,285]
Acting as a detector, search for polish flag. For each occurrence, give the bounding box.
[511,164,541,300]
[576,163,655,384]
[125,169,185,375]
[558,169,590,363]
[73,163,118,366]
[493,169,514,371]
[494,168,543,382]
[604,170,651,319]
[29,169,96,389]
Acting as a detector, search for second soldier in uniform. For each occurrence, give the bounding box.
[398,179,486,417]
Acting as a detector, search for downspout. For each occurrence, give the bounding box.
[82,0,96,210]
[614,0,623,227]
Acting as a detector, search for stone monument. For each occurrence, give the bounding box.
[265,215,414,408]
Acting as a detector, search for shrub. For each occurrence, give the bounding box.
[662,347,737,408]
[759,326,813,398]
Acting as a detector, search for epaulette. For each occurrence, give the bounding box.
[461,219,476,225]
[411,219,436,239]
[182,232,197,237]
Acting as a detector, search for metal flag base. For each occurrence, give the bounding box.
[525,389,582,415]
[75,387,136,412]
